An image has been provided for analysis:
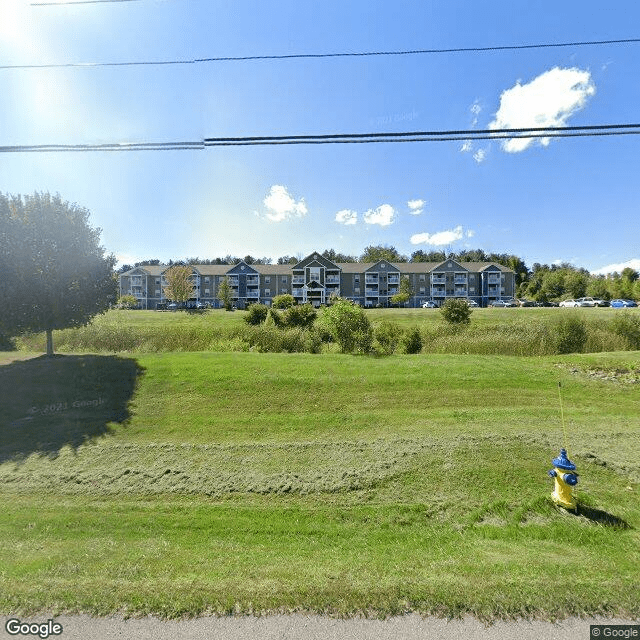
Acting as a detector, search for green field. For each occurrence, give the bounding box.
[1,345,639,620]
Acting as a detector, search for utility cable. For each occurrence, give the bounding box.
[2,123,640,152]
[2,38,640,70]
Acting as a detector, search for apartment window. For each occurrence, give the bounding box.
[419,287,425,293]
[354,275,360,282]
[205,288,210,295]
[419,275,425,281]
[265,277,271,283]
[282,276,287,283]
[155,289,161,297]
[155,278,160,285]
[204,277,210,284]
[355,287,360,294]
[264,289,271,296]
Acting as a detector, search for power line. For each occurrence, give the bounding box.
[2,123,640,152]
[2,37,640,70]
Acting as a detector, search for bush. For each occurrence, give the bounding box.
[401,327,423,354]
[117,295,139,310]
[440,298,472,325]
[271,294,296,309]
[611,312,640,350]
[244,303,269,325]
[281,303,317,328]
[373,320,403,355]
[321,297,373,354]
[554,314,588,354]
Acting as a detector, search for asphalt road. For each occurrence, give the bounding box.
[2,614,638,640]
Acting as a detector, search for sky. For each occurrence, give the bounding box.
[1,0,640,274]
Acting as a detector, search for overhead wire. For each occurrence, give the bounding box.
[2,124,640,152]
[2,37,640,70]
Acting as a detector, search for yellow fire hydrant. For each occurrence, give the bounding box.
[548,448,579,510]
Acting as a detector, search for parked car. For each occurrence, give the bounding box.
[167,302,178,310]
[518,299,536,307]
[489,300,509,307]
[559,299,578,307]
[422,301,438,308]
[610,299,638,308]
[575,297,608,307]
[466,299,479,308]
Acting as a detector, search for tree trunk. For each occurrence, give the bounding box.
[46,329,54,356]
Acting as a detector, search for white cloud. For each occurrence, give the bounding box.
[466,230,475,238]
[262,185,308,222]
[363,204,395,226]
[410,225,466,246]
[489,67,596,152]
[407,199,425,215]
[335,209,358,225]
[460,140,473,153]
[592,258,640,275]
[473,148,487,163]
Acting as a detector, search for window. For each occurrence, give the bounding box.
[355,287,360,294]
[282,276,287,283]
[265,277,271,283]
[264,289,271,296]
[354,275,360,282]
[419,275,425,281]
[204,288,210,295]
[204,277,210,284]
[155,289,161,297]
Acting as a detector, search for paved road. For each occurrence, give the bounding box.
[2,614,638,640]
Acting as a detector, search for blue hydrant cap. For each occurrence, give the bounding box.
[552,448,576,471]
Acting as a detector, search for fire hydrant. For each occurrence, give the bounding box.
[548,448,579,510]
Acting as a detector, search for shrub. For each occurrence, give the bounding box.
[401,326,423,354]
[271,294,296,309]
[611,312,640,350]
[117,295,139,310]
[321,297,373,354]
[440,298,472,325]
[373,320,403,356]
[554,314,588,354]
[244,303,269,325]
[282,303,317,328]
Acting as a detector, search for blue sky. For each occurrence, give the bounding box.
[2,0,640,274]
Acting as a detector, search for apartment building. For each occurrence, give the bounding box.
[119,252,515,309]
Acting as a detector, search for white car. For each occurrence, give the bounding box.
[422,301,438,308]
[559,299,578,307]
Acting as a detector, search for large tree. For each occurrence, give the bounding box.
[162,265,195,306]
[0,192,116,355]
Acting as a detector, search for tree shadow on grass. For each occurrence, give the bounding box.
[0,354,144,463]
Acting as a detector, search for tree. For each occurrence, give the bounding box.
[320,297,373,354]
[0,192,116,356]
[117,295,139,309]
[162,265,195,306]
[391,275,413,306]
[359,244,408,263]
[217,277,234,310]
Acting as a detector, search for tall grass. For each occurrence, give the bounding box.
[12,308,637,356]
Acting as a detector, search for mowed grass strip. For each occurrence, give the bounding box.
[1,350,639,619]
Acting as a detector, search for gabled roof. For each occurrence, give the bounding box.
[293,252,341,271]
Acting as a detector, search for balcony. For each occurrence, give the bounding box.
[431,275,446,284]
[246,288,259,297]
[292,288,304,297]
[487,276,501,284]
[325,276,340,284]
[246,277,259,285]
[365,276,378,284]
[387,276,400,285]
[454,276,467,284]
[454,287,468,296]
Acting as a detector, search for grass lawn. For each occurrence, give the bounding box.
[1,349,639,620]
